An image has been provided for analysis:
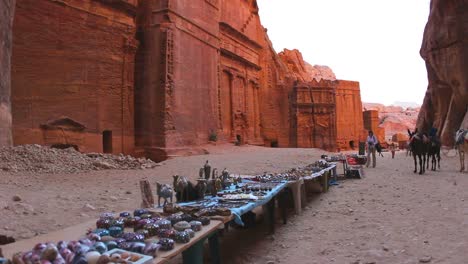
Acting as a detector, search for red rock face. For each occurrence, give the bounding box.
[363,110,385,143]
[4,0,367,160]
[418,0,468,145]
[11,0,137,153]
[335,81,365,150]
[0,0,15,147]
[278,49,336,82]
[363,103,419,141]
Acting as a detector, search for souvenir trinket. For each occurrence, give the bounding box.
[91,229,110,237]
[91,242,107,254]
[113,218,125,229]
[156,183,173,207]
[166,214,183,225]
[105,241,118,250]
[174,231,190,244]
[124,216,139,228]
[184,229,195,238]
[155,220,171,230]
[180,214,193,222]
[157,229,176,239]
[143,223,160,237]
[157,238,175,251]
[133,209,149,217]
[143,242,161,258]
[163,203,182,214]
[108,226,123,237]
[173,221,191,232]
[87,233,101,241]
[129,242,146,254]
[119,212,131,218]
[196,217,210,226]
[96,218,113,229]
[139,214,152,219]
[136,229,150,239]
[189,221,202,232]
[121,232,145,242]
[134,219,153,231]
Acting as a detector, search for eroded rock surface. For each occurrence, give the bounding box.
[0,0,15,147]
[418,0,468,145]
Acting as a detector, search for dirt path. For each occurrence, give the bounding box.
[1,145,467,263]
[221,151,468,264]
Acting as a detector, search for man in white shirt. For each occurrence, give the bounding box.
[366,130,378,168]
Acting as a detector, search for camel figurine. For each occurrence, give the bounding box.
[173,175,189,202]
[156,182,173,207]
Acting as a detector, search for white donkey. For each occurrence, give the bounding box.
[455,129,468,172]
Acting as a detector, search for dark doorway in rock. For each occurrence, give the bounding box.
[235,134,242,146]
[103,130,113,153]
[349,140,355,149]
[270,141,279,148]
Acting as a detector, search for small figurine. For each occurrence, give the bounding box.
[199,168,204,178]
[214,176,222,193]
[211,168,218,180]
[203,160,211,180]
[173,175,189,202]
[156,182,173,207]
[195,178,207,200]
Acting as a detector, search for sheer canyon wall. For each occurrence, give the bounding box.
[0,0,15,147]
[2,0,365,160]
[418,0,468,145]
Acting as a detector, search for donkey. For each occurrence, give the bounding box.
[427,134,441,171]
[408,129,429,174]
[455,129,468,172]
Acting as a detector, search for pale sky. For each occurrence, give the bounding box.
[257,0,431,106]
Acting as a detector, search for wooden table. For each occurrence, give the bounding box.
[0,218,224,264]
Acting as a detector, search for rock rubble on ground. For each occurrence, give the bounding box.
[0,144,158,173]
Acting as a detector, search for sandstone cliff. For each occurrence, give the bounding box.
[363,103,419,140]
[278,49,336,82]
[0,0,15,147]
[418,0,468,145]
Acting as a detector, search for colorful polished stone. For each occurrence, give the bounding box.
[136,229,150,239]
[173,221,190,232]
[184,229,195,238]
[139,214,152,219]
[174,231,190,244]
[108,226,123,237]
[91,228,110,237]
[143,223,160,237]
[166,214,183,225]
[156,229,176,239]
[134,219,153,231]
[133,209,149,217]
[143,243,160,258]
[121,232,145,242]
[119,212,131,218]
[96,218,113,229]
[155,220,171,230]
[196,217,210,226]
[189,221,202,232]
[157,238,175,251]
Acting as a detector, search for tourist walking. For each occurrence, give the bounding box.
[390,143,396,159]
[366,130,377,168]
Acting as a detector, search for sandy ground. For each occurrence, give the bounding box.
[1,144,467,263]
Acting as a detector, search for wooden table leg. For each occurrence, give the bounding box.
[208,232,221,264]
[182,238,205,264]
[267,198,275,234]
[279,190,288,224]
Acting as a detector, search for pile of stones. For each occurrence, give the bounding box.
[0,144,158,174]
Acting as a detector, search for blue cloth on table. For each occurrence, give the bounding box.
[177,181,288,226]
